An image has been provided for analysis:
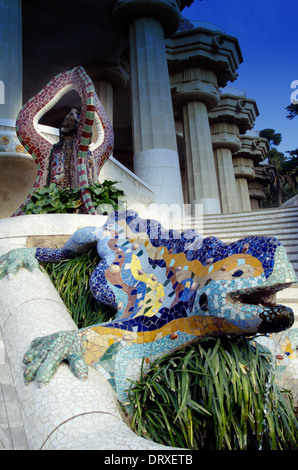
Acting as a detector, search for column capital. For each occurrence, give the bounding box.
[248,166,274,207]
[233,157,255,181]
[171,67,220,112]
[210,122,241,153]
[233,135,269,182]
[209,92,259,134]
[110,0,182,38]
[166,25,243,87]
[234,134,269,164]
[84,61,129,92]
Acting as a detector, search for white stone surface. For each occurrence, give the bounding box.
[100,155,155,214]
[0,213,108,239]
[134,148,184,206]
[191,198,221,216]
[0,327,28,449]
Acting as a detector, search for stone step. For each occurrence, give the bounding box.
[183,227,298,241]
[184,216,298,233]
[185,212,298,226]
[185,206,298,221]
[200,223,298,232]
[200,229,298,238]
[183,207,298,228]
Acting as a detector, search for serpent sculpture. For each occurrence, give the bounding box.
[13,66,113,216]
[0,210,296,404]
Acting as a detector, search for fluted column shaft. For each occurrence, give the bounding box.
[130,18,177,153]
[183,100,221,214]
[129,16,183,205]
[236,178,252,211]
[233,156,255,211]
[210,121,241,213]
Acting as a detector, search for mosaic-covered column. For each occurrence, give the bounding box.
[0,0,37,218]
[168,24,242,214]
[233,134,269,212]
[111,0,184,206]
[209,90,259,213]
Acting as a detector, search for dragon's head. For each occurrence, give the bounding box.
[189,235,296,336]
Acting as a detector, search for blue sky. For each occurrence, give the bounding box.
[182,0,298,154]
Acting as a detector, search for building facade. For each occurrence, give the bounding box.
[0,0,270,218]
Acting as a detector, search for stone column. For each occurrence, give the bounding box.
[84,61,129,147]
[0,0,37,219]
[0,0,22,122]
[248,165,275,210]
[85,62,129,125]
[209,91,259,213]
[167,24,242,214]
[111,0,184,206]
[233,134,269,212]
[210,122,241,213]
[180,73,221,214]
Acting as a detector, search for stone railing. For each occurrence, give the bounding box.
[0,214,170,450]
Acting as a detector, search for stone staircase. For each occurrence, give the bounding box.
[183,206,298,327]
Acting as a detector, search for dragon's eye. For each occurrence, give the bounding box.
[232,270,244,277]
[199,293,208,311]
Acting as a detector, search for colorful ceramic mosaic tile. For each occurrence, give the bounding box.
[13,66,114,216]
[0,210,296,404]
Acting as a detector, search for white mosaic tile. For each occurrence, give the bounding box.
[0,244,168,449]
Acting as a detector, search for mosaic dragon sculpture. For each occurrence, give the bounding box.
[0,210,296,404]
[13,66,113,216]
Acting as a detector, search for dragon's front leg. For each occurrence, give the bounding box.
[0,248,39,280]
[23,330,89,385]
[0,227,112,386]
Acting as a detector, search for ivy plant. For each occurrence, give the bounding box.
[23,181,126,215]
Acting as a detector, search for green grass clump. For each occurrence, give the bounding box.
[126,336,298,450]
[42,248,116,328]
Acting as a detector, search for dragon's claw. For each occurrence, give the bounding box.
[23,331,88,385]
[0,248,39,280]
